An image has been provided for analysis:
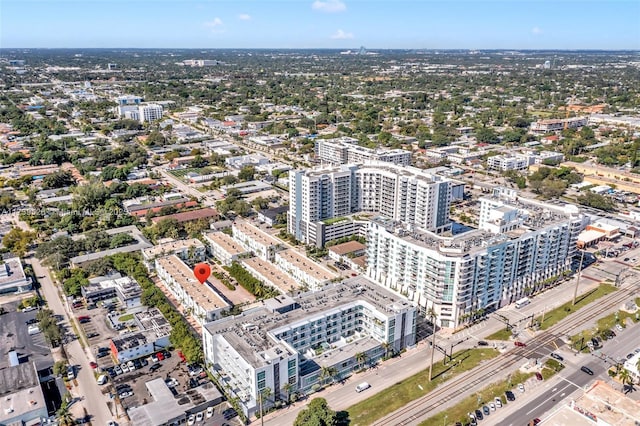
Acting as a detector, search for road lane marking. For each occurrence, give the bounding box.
[526,382,573,415]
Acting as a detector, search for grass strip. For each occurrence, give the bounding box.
[485,327,512,341]
[347,348,499,426]
[536,283,617,330]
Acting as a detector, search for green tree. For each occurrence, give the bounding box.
[2,228,36,257]
[238,165,256,181]
[294,398,337,426]
[56,397,76,426]
[42,170,76,189]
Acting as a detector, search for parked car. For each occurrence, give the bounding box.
[616,324,624,332]
[97,351,110,359]
[518,383,525,393]
[505,390,516,401]
[535,372,543,381]
[488,402,496,411]
[474,409,483,420]
[550,353,564,361]
[114,365,123,375]
[118,391,133,399]
[178,351,186,362]
[482,405,490,416]
[187,415,195,426]
[116,384,131,392]
[140,358,149,367]
[494,397,502,408]
[195,412,204,422]
[90,362,98,369]
[206,407,213,418]
[514,341,526,347]
[149,363,161,372]
[156,352,165,361]
[477,341,489,346]
[581,366,594,375]
[86,332,99,339]
[162,350,171,358]
[79,318,91,324]
[222,408,238,420]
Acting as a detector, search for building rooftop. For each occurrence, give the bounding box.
[328,241,366,256]
[151,208,218,224]
[242,257,299,294]
[204,276,413,368]
[0,363,46,425]
[233,220,282,248]
[127,378,223,426]
[276,249,338,282]
[156,255,228,312]
[0,257,30,291]
[142,238,205,260]
[371,195,580,256]
[134,308,172,337]
[204,231,248,256]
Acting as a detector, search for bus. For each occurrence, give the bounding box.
[515,297,531,309]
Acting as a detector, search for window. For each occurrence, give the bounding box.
[257,371,266,390]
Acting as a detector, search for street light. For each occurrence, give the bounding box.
[443,414,448,426]
[572,250,586,306]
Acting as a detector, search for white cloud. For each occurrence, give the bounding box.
[331,29,354,40]
[532,26,543,35]
[238,14,251,21]
[204,17,224,33]
[312,0,346,13]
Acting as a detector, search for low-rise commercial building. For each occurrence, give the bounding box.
[0,363,48,426]
[530,117,588,134]
[82,273,142,308]
[110,308,172,363]
[155,255,229,324]
[0,257,31,295]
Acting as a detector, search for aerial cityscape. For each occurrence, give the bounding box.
[1,2,640,426]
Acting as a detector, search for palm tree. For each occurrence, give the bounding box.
[427,308,438,382]
[382,341,393,359]
[282,382,294,404]
[327,366,338,384]
[319,366,332,386]
[355,352,368,371]
[259,387,272,426]
[618,368,632,393]
[56,401,75,426]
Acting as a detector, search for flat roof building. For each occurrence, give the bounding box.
[203,231,249,266]
[0,363,48,426]
[203,276,416,418]
[0,256,31,295]
[142,238,206,270]
[110,308,171,363]
[155,255,229,324]
[241,256,300,295]
[274,249,339,291]
[82,273,142,307]
[232,220,284,262]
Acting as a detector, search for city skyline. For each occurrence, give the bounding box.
[2,0,639,50]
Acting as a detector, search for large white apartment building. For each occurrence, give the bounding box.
[487,151,565,171]
[202,276,416,417]
[138,103,164,123]
[288,162,453,246]
[315,138,411,167]
[366,190,583,328]
[155,255,229,324]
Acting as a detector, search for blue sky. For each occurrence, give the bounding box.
[2,0,639,49]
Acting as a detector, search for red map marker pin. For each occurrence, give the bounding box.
[193,263,211,284]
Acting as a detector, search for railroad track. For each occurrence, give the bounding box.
[372,284,638,426]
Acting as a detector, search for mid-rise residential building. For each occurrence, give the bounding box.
[366,189,583,328]
[315,138,411,166]
[288,162,453,246]
[202,276,416,418]
[274,249,339,291]
[115,95,143,106]
[203,231,250,266]
[138,103,164,123]
[487,151,565,171]
[232,220,284,261]
[530,117,588,134]
[241,257,299,294]
[155,255,229,324]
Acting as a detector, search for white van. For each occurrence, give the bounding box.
[355,382,371,393]
[97,374,108,385]
[66,366,75,380]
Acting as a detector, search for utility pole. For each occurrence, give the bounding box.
[429,312,437,382]
[572,250,585,306]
